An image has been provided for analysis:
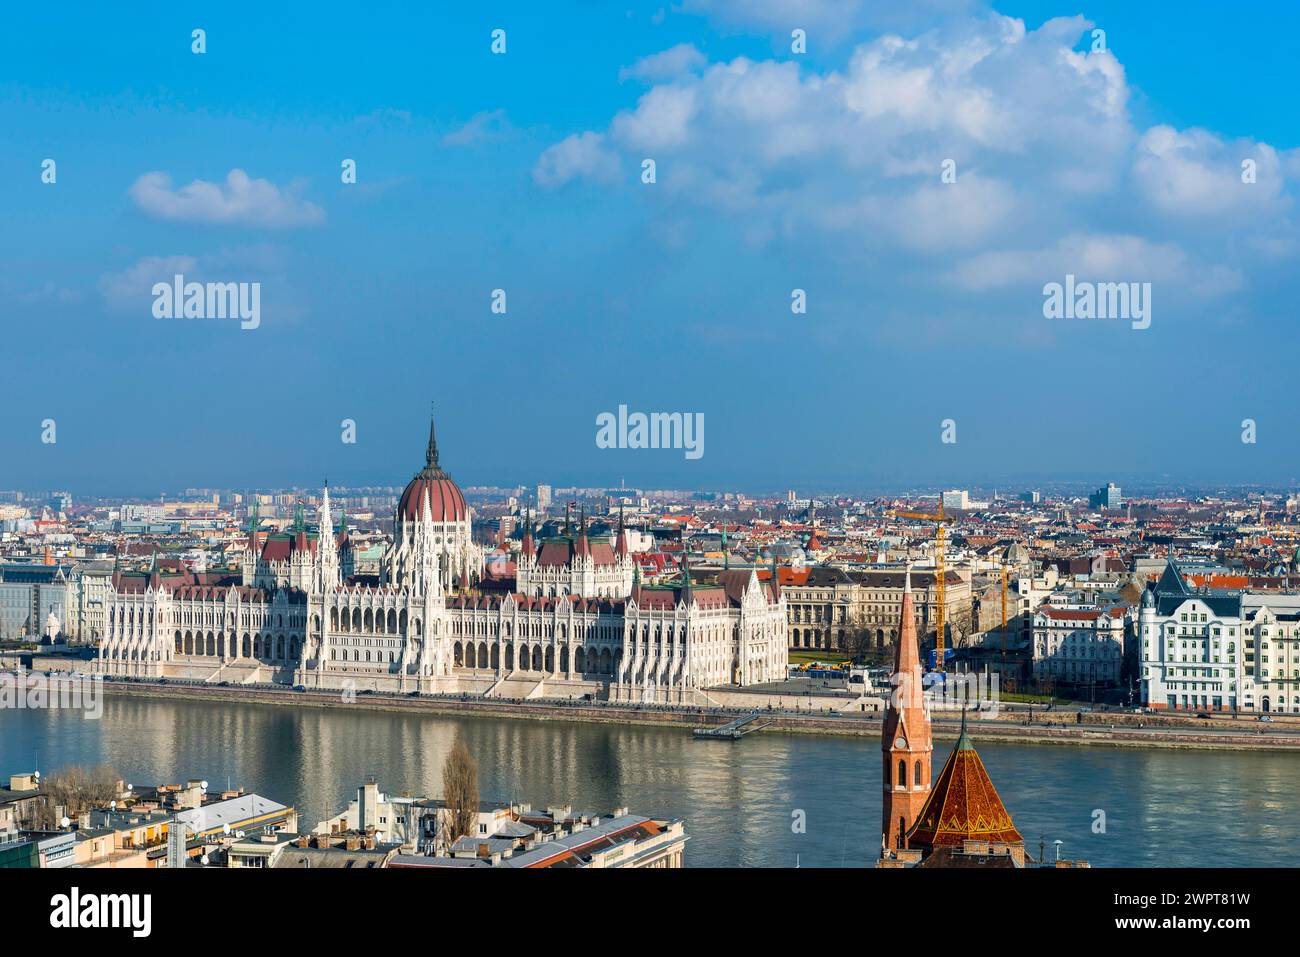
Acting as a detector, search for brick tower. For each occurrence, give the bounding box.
[881,567,933,857]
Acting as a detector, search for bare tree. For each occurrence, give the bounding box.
[441,735,479,854]
[841,608,887,665]
[38,763,122,827]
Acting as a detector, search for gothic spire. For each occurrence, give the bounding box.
[425,406,440,468]
[522,508,535,558]
[318,484,336,554]
[248,500,259,551]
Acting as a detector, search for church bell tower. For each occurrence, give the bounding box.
[881,568,933,857]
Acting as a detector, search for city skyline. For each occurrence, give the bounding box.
[4,2,1300,493]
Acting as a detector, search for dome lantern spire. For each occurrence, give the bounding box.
[425,406,440,468]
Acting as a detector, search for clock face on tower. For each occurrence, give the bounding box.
[894,737,906,749]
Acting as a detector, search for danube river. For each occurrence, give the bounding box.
[3,695,1296,867]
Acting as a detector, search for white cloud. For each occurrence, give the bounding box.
[129,169,325,228]
[533,9,1299,288]
[620,43,708,82]
[1134,125,1289,219]
[533,132,621,188]
[99,248,307,324]
[950,232,1243,301]
[443,109,511,146]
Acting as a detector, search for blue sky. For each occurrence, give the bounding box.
[2,1,1298,496]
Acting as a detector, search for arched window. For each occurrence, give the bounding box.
[914,760,922,786]
[897,760,906,787]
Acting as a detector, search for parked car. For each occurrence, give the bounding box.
[293,685,307,692]
[1258,714,1273,722]
[1195,712,1211,719]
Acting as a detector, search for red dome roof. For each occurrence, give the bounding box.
[399,476,467,522]
[397,415,468,523]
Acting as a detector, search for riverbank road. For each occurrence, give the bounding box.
[93,676,1300,751]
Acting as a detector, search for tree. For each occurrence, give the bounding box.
[841,607,888,666]
[441,735,479,854]
[39,763,122,827]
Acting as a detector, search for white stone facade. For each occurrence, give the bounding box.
[97,418,787,702]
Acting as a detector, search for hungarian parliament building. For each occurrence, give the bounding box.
[95,417,788,703]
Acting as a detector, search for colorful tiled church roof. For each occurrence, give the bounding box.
[906,712,1023,849]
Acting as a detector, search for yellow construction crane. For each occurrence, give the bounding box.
[889,503,951,672]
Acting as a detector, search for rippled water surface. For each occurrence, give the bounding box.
[3,696,1296,866]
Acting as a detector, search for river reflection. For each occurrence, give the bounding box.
[3,696,1296,867]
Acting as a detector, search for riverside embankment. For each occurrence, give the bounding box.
[97,679,1300,752]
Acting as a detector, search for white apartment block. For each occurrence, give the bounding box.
[1136,560,1300,713]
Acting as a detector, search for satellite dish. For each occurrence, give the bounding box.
[33,770,40,779]
[200,854,209,866]
[126,783,133,791]
[200,780,209,790]
[60,816,70,828]
[223,823,231,835]
[109,800,116,810]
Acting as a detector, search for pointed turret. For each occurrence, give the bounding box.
[316,483,340,592]
[880,564,933,857]
[576,507,591,559]
[425,408,440,468]
[679,552,693,603]
[247,501,260,553]
[893,566,922,681]
[318,485,336,555]
[521,509,535,558]
[615,505,629,558]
